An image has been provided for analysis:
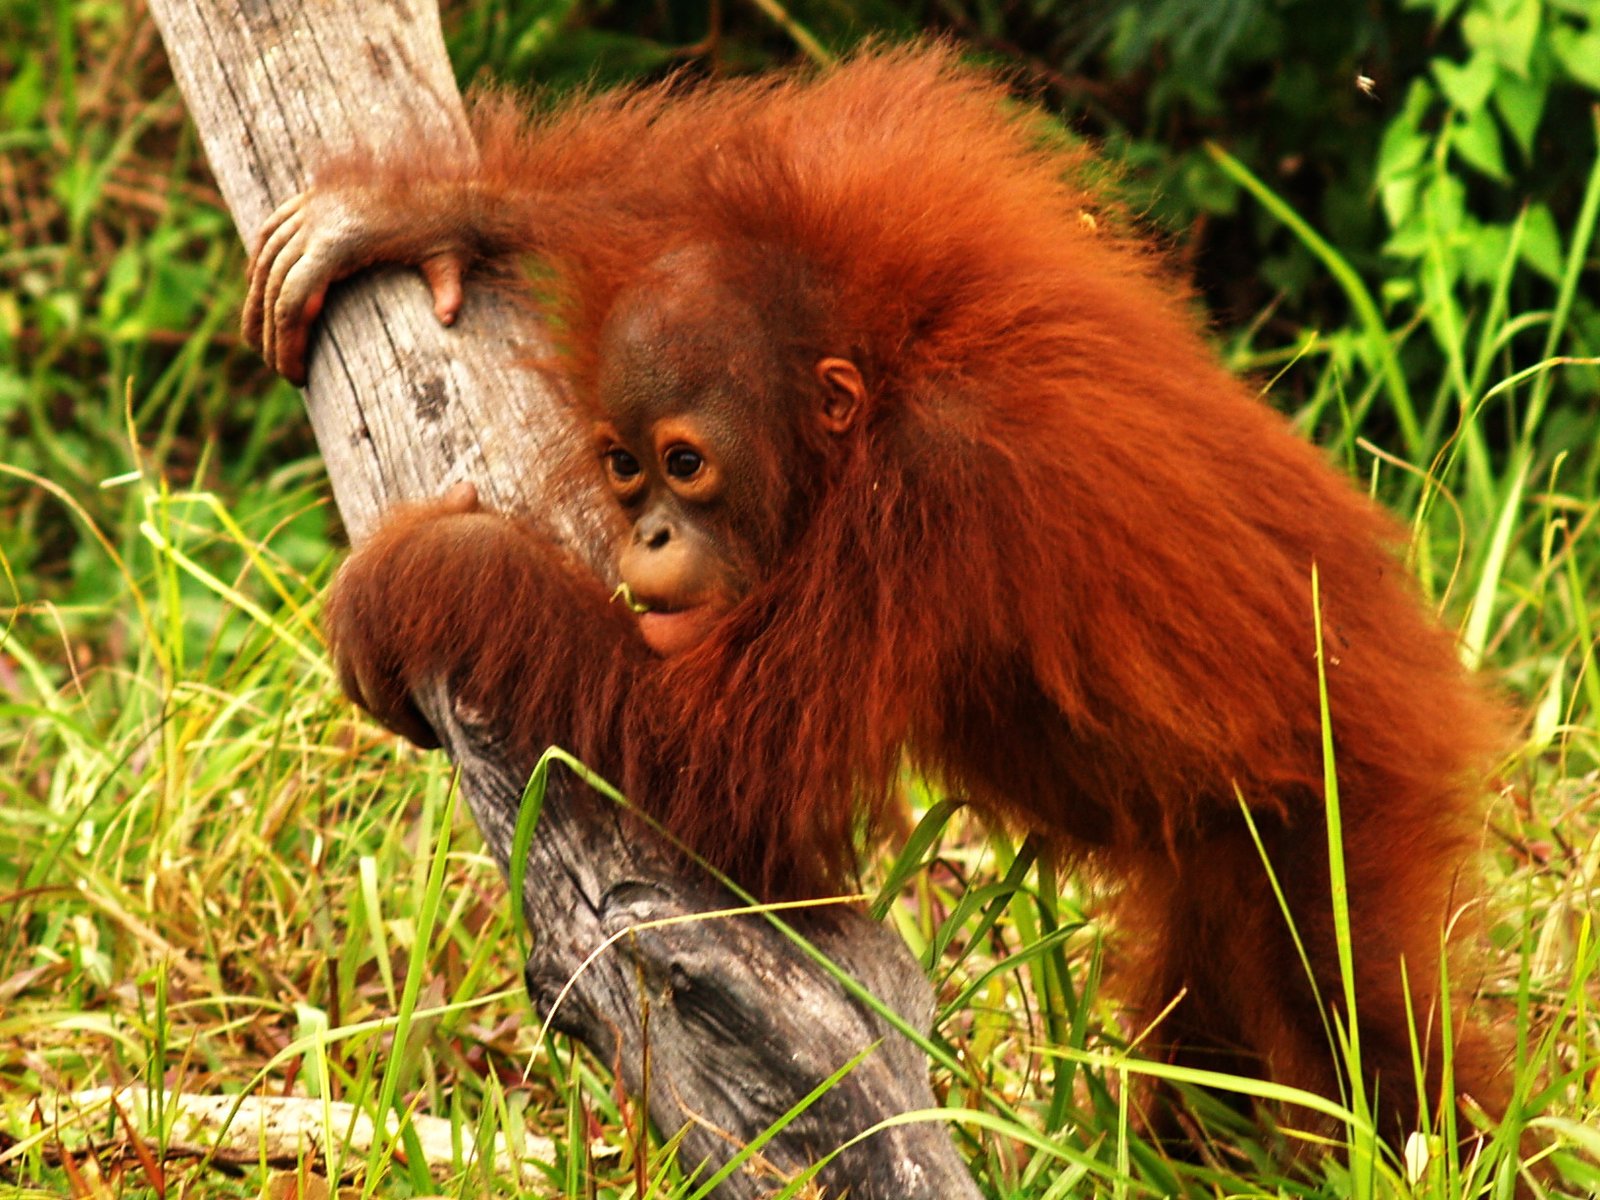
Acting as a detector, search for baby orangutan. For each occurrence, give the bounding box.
[246,46,1512,1151]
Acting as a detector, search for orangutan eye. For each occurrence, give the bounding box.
[606,448,642,480]
[664,446,704,479]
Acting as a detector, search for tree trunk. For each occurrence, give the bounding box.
[142,0,982,1194]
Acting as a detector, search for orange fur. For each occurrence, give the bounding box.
[324,46,1512,1140]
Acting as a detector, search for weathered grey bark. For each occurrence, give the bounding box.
[142,0,982,1194]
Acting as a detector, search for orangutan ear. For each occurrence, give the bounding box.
[815,357,866,434]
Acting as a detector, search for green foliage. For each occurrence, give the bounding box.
[0,0,315,610]
[1379,0,1600,400]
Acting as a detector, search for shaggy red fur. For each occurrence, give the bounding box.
[293,47,1510,1140]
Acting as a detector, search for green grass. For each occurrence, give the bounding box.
[3,0,1599,1196]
